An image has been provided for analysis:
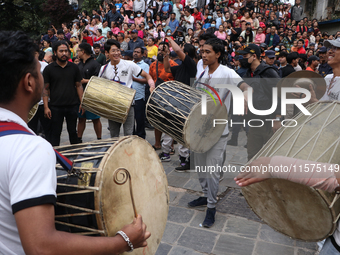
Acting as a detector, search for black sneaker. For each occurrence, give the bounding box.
[175,162,191,172]
[188,197,207,207]
[202,207,216,228]
[159,152,171,162]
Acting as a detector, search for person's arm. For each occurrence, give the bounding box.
[166,37,186,61]
[75,81,85,115]
[43,83,51,119]
[140,70,155,91]
[16,205,150,255]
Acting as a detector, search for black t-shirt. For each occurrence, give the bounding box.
[230,27,241,42]
[43,61,82,107]
[281,64,295,78]
[170,54,197,86]
[78,56,101,88]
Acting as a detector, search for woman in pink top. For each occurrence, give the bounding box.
[254,27,265,46]
[240,11,253,27]
[120,7,130,24]
[111,21,121,34]
[214,25,227,40]
[134,11,144,25]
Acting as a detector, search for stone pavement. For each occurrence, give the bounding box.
[59,119,318,255]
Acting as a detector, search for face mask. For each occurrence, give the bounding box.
[208,16,212,19]
[167,32,171,36]
[130,16,134,19]
[157,53,164,62]
[275,47,279,51]
[162,23,166,26]
[240,57,252,69]
[194,45,198,49]
[137,14,141,17]
[211,24,216,27]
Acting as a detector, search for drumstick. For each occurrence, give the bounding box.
[113,168,138,218]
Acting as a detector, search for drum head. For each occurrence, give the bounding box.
[98,136,169,255]
[184,100,228,153]
[243,179,334,241]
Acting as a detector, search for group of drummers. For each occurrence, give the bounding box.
[2,26,340,254]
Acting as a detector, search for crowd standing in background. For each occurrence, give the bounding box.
[29,0,340,229]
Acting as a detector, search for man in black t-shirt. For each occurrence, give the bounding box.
[163,37,197,171]
[43,41,84,146]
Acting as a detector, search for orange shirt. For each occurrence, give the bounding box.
[306,66,316,72]
[149,60,178,82]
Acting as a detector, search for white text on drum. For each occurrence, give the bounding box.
[240,164,340,174]
[201,86,311,116]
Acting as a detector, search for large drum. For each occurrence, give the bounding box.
[242,101,340,241]
[146,81,228,153]
[82,76,136,123]
[55,137,169,254]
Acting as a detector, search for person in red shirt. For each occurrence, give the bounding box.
[192,7,203,24]
[297,39,306,54]
[306,55,319,72]
[81,30,93,46]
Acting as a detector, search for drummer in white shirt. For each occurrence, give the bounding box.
[99,39,155,138]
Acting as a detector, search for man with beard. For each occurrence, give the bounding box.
[43,41,84,146]
[148,41,178,152]
[77,43,102,143]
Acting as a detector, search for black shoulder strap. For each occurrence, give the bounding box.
[156,60,159,77]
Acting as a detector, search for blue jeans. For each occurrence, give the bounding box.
[319,237,340,255]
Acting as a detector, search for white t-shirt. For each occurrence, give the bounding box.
[184,15,194,30]
[0,108,56,254]
[99,60,142,88]
[319,74,340,101]
[38,61,49,105]
[196,64,243,135]
[196,59,204,79]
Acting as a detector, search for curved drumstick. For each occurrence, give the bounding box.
[113,168,138,218]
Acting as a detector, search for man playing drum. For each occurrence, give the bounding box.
[0,31,150,255]
[99,39,155,138]
[235,38,340,254]
[188,38,251,227]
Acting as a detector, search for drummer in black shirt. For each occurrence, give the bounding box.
[163,37,197,171]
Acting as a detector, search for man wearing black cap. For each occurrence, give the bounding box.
[264,50,279,73]
[318,46,333,77]
[128,30,144,51]
[237,44,281,161]
[306,55,319,72]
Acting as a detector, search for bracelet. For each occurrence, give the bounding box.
[116,230,134,252]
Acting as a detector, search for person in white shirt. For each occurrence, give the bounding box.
[0,30,150,255]
[183,9,195,30]
[188,38,250,228]
[99,39,155,137]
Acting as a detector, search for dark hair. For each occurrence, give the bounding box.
[107,31,113,37]
[287,52,299,64]
[82,10,88,16]
[104,39,121,52]
[134,47,144,54]
[117,32,125,39]
[52,40,69,54]
[204,38,225,62]
[0,31,39,104]
[78,42,92,55]
[93,43,100,48]
[57,29,64,35]
[183,43,196,59]
[97,28,102,34]
[298,39,305,44]
[38,50,45,61]
[245,28,254,42]
[159,41,170,50]
[278,51,288,58]
[199,32,217,42]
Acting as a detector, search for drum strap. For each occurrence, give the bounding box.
[0,121,73,172]
[100,63,126,85]
[330,235,340,252]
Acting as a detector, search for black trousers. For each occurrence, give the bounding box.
[28,104,52,142]
[133,99,146,139]
[50,105,79,146]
